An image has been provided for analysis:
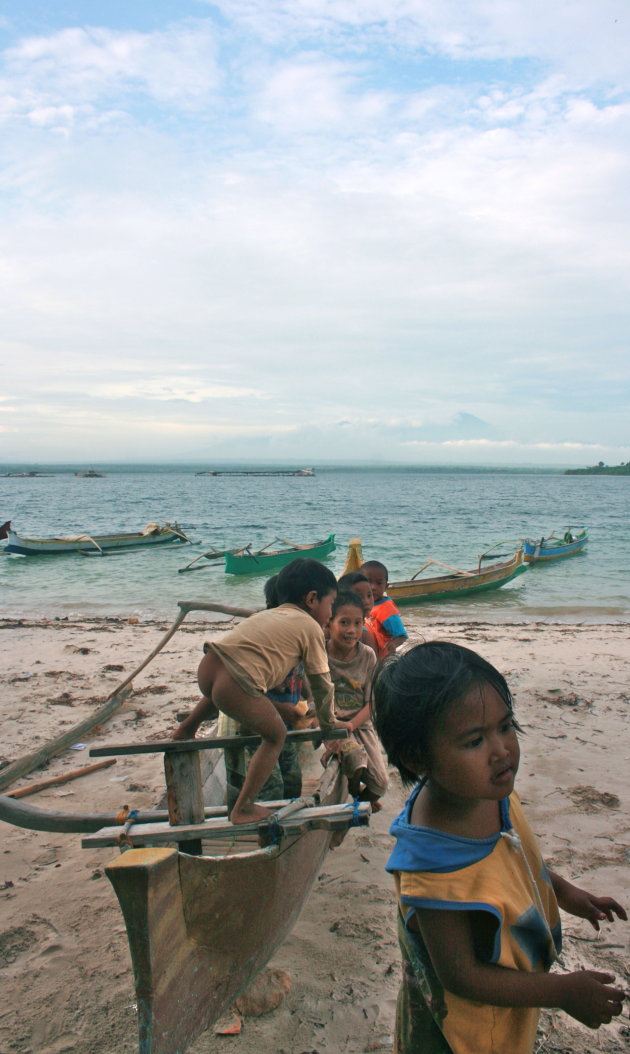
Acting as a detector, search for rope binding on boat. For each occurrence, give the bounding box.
[116,807,139,852]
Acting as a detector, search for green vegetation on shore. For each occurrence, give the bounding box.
[565,462,630,475]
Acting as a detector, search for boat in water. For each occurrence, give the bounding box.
[224,533,336,575]
[5,522,191,556]
[522,527,588,563]
[342,538,527,605]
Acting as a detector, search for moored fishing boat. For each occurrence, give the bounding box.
[0,599,369,1054]
[522,527,588,563]
[224,533,336,575]
[5,522,191,556]
[342,538,527,605]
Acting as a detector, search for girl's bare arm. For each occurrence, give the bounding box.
[343,701,371,731]
[415,907,626,1029]
[548,870,627,930]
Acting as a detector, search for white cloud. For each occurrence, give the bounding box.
[0,4,628,463]
[1,21,220,131]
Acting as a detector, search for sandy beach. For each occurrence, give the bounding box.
[1,612,628,1054]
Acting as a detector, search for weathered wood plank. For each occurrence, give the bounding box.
[90,727,348,757]
[82,801,370,847]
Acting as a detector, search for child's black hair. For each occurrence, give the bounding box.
[331,589,365,618]
[372,641,516,786]
[264,574,279,609]
[337,571,370,590]
[276,557,338,605]
[360,560,388,580]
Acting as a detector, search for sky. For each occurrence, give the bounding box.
[1,1,629,467]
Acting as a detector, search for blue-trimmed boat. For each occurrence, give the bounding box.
[5,522,191,556]
[522,527,588,563]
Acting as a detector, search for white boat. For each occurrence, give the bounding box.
[5,522,191,556]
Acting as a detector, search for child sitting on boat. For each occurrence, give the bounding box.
[173,558,342,824]
[373,641,627,1053]
[337,570,379,654]
[323,590,389,811]
[360,560,408,658]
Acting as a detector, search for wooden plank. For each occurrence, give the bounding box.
[82,801,371,848]
[5,758,116,798]
[90,727,348,757]
[164,751,205,855]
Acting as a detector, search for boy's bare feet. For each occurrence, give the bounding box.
[230,802,272,825]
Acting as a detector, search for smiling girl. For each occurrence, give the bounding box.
[324,590,389,810]
[373,641,626,1054]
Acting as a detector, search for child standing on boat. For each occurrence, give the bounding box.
[221,573,314,806]
[173,558,342,824]
[372,641,627,1054]
[324,590,389,810]
[360,560,408,658]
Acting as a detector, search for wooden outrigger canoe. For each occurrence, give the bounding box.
[85,742,364,1054]
[522,527,588,563]
[0,599,368,1054]
[342,537,527,605]
[5,522,191,556]
[224,533,336,575]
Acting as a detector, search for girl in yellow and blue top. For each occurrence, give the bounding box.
[372,642,626,1054]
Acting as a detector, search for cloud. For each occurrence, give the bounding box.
[207,0,630,82]
[0,4,629,464]
[1,20,220,132]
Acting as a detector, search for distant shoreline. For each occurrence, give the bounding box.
[0,461,592,475]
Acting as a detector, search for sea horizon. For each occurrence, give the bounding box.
[0,459,596,475]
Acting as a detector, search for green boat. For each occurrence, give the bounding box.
[224,533,336,575]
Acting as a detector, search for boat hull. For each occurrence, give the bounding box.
[522,530,588,563]
[224,534,336,575]
[5,524,189,555]
[105,761,343,1054]
[388,551,526,606]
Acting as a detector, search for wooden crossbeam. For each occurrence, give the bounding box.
[90,728,348,758]
[81,800,371,849]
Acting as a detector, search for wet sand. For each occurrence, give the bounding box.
[0,613,628,1053]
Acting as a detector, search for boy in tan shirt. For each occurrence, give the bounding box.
[174,558,341,824]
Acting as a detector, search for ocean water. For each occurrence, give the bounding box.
[1,465,628,623]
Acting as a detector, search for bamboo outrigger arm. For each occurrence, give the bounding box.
[0,600,255,794]
[410,559,475,580]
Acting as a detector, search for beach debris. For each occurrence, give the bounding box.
[540,689,584,707]
[214,1011,243,1035]
[234,967,292,1017]
[51,692,75,706]
[567,785,620,812]
[4,758,116,799]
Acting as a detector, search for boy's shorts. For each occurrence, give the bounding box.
[203,641,263,698]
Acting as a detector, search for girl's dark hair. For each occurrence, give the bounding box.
[331,589,364,618]
[264,574,280,609]
[276,558,338,605]
[372,641,515,786]
[337,571,370,589]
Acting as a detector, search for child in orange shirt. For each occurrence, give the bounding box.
[360,560,408,658]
